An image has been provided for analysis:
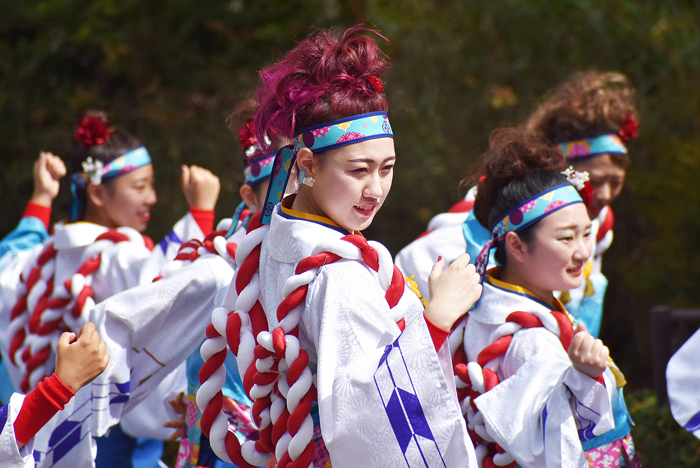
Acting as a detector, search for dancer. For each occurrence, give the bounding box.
[456,128,640,468]
[667,329,700,439]
[0,112,219,467]
[197,26,481,468]
[88,99,281,468]
[396,72,638,339]
[1,323,109,468]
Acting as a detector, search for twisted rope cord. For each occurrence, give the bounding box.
[198,212,406,468]
[8,229,138,392]
[453,309,573,468]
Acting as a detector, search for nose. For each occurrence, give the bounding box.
[574,234,592,261]
[146,186,157,206]
[594,182,612,206]
[363,172,384,199]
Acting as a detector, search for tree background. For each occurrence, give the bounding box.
[2,0,700,464]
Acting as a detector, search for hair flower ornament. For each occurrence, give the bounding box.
[367,75,384,93]
[75,117,111,147]
[562,166,594,207]
[619,111,639,141]
[82,157,105,185]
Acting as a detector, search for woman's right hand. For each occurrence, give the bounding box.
[31,152,67,207]
[181,165,220,211]
[424,253,482,330]
[568,322,609,380]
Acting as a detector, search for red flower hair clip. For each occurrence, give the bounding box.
[367,75,384,94]
[239,120,257,154]
[619,111,639,141]
[75,117,111,147]
[579,180,594,207]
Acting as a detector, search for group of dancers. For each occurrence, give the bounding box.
[0,25,697,468]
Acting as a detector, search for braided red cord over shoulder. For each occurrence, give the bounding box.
[198,211,408,467]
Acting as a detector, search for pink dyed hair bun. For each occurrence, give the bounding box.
[254,25,390,152]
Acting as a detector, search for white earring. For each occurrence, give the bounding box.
[298,169,315,187]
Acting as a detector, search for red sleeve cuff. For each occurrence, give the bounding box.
[23,202,51,231]
[596,374,605,385]
[14,373,75,444]
[190,207,215,236]
[423,313,450,352]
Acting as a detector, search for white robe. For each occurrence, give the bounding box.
[667,328,700,439]
[89,218,244,439]
[464,274,615,468]
[0,393,34,468]
[254,205,478,467]
[395,189,476,300]
[0,214,202,467]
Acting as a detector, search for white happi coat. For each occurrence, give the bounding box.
[0,214,202,468]
[256,204,477,467]
[667,328,700,439]
[464,273,615,468]
[395,188,476,300]
[89,218,243,438]
[0,393,34,468]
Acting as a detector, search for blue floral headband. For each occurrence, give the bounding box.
[558,134,627,159]
[260,111,394,224]
[474,182,584,276]
[69,146,152,222]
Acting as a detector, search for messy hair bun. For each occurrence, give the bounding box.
[254,25,389,150]
[525,71,637,151]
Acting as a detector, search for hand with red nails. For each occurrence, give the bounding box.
[568,322,609,380]
[425,253,482,331]
[55,322,110,393]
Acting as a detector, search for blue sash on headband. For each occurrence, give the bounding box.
[260,111,394,225]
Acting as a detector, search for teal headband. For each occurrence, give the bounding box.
[559,134,627,159]
[243,152,275,186]
[261,111,394,224]
[474,183,584,276]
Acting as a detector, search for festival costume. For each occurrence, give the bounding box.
[457,270,640,468]
[197,112,478,468]
[395,187,476,299]
[666,328,700,439]
[0,394,37,468]
[0,213,204,467]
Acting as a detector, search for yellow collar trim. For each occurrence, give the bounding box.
[487,268,566,313]
[280,195,361,235]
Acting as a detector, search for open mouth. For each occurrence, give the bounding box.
[138,211,151,222]
[566,265,583,277]
[354,204,377,217]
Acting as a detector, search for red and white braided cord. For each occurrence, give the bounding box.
[8,230,136,392]
[197,212,406,468]
[453,309,574,468]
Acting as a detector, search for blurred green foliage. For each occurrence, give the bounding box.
[627,389,700,466]
[2,0,700,394]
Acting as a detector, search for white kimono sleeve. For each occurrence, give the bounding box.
[667,328,700,439]
[89,254,234,436]
[475,327,614,468]
[0,393,34,468]
[305,262,477,468]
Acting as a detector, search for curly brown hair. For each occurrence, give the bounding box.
[525,71,637,168]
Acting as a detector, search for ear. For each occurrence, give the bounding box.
[86,183,108,208]
[239,184,258,212]
[296,148,316,177]
[504,231,528,264]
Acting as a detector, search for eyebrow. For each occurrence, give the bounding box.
[348,156,396,164]
[555,223,592,231]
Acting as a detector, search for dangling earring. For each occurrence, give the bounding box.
[298,169,315,187]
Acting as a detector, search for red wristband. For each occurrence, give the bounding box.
[23,202,51,231]
[190,207,215,236]
[14,373,75,444]
[423,313,450,352]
